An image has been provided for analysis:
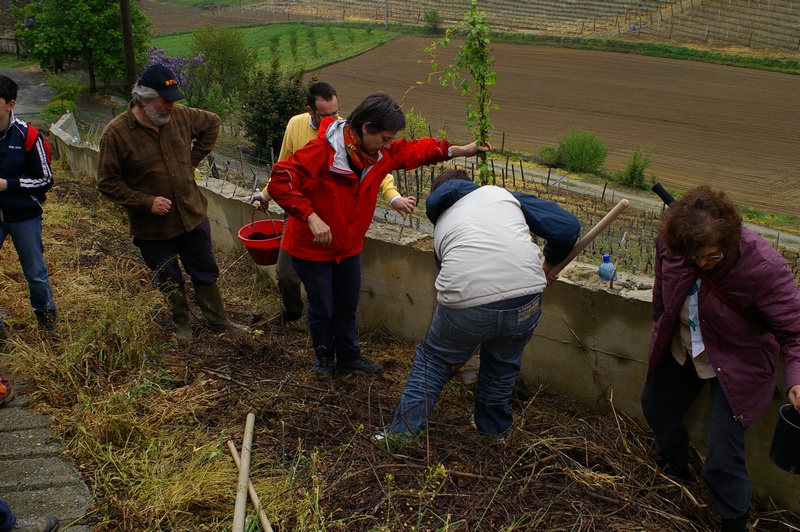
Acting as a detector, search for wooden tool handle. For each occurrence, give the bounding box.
[548,199,630,279]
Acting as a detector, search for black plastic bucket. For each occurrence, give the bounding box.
[770,404,800,474]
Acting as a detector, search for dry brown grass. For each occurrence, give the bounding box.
[1,165,799,530]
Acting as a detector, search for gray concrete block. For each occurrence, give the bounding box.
[0,457,83,492]
[2,483,93,527]
[0,406,51,431]
[0,426,60,460]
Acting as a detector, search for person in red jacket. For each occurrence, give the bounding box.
[641,186,800,532]
[267,92,489,376]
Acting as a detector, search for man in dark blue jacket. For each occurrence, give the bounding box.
[0,75,58,340]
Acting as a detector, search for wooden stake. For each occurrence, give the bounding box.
[232,412,256,532]
[228,440,274,532]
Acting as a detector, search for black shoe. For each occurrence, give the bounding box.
[337,356,382,375]
[312,356,334,376]
[35,312,60,341]
[281,310,303,324]
[721,511,750,532]
[657,447,692,481]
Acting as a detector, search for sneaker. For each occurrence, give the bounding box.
[13,515,59,531]
[470,414,506,443]
[721,511,752,532]
[312,356,334,376]
[372,429,412,443]
[337,356,382,375]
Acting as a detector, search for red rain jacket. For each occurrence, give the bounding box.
[268,118,450,262]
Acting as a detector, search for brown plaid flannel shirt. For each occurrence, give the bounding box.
[97,103,220,240]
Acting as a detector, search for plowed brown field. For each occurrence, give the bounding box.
[313,36,800,217]
[139,0,800,218]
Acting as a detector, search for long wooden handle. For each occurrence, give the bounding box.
[548,199,630,279]
[228,440,274,532]
[233,412,256,532]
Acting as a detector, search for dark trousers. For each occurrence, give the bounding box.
[276,246,303,315]
[641,353,750,519]
[291,254,361,363]
[134,218,219,288]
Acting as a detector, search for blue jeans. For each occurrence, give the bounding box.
[134,218,220,288]
[388,294,542,437]
[0,499,16,531]
[640,353,750,519]
[0,216,56,315]
[291,254,361,363]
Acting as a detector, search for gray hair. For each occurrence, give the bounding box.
[131,83,159,105]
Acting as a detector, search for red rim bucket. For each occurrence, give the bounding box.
[238,219,284,266]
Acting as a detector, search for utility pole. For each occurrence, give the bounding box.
[120,0,137,89]
[385,0,389,29]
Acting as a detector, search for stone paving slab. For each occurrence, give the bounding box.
[0,384,94,531]
[0,403,52,431]
[0,456,81,492]
[0,426,61,460]
[2,485,93,530]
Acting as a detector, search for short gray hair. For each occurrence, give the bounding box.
[132,83,159,105]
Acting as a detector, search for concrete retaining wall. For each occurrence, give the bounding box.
[52,120,800,513]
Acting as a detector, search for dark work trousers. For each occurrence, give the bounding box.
[291,254,361,363]
[641,353,750,520]
[134,218,220,288]
[276,246,303,315]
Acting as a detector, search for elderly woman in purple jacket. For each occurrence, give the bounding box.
[641,186,800,532]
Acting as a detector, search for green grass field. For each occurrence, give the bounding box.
[158,0,243,6]
[152,23,394,71]
[0,55,36,69]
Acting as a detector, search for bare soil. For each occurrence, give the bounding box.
[18,169,794,531]
[140,2,800,218]
[313,35,800,218]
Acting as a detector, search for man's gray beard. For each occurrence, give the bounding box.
[144,102,171,127]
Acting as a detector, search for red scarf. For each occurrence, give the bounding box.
[344,125,378,170]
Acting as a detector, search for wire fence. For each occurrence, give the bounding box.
[203,142,800,286]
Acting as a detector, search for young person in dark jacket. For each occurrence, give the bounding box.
[641,186,800,532]
[0,75,58,340]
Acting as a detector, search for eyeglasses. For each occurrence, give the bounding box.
[312,109,339,121]
[690,253,724,262]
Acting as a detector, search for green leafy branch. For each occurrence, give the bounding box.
[424,0,498,184]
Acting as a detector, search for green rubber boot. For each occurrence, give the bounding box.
[194,282,248,333]
[163,283,193,342]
